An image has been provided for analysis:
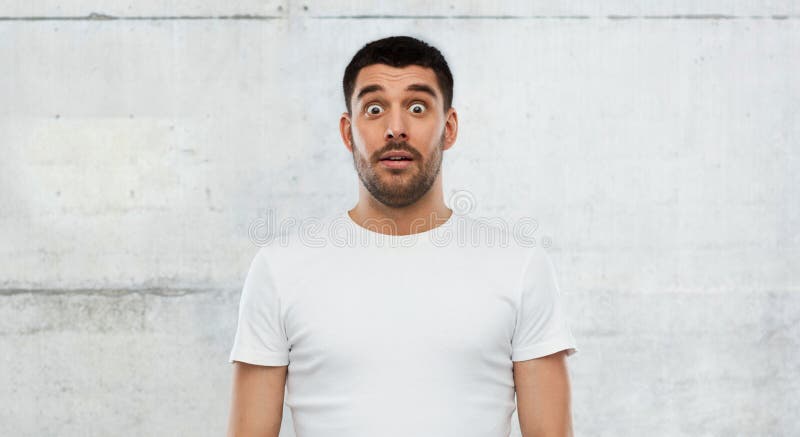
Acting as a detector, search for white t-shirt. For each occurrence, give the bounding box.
[229,211,578,437]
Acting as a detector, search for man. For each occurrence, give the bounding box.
[227,35,578,437]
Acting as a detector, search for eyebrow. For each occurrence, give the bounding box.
[355,83,438,102]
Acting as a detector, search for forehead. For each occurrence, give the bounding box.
[353,64,440,99]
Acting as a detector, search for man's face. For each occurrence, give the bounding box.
[341,64,454,208]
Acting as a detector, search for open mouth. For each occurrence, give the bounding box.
[379,156,414,169]
[378,148,416,169]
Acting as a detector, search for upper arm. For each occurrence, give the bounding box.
[510,248,578,362]
[227,361,288,437]
[513,350,574,437]
[229,248,291,367]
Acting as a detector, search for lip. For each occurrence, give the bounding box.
[379,159,414,169]
[378,150,415,170]
[379,150,414,160]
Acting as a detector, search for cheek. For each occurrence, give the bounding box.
[353,126,385,154]
[351,124,376,145]
[420,119,444,139]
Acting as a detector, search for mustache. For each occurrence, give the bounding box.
[375,141,420,160]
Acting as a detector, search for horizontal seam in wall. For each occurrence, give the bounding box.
[0,14,797,21]
[0,288,230,297]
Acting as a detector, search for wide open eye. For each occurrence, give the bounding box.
[409,102,426,114]
[365,104,383,116]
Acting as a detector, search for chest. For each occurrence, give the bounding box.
[278,249,519,375]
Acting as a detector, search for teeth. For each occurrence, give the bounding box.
[387,157,408,160]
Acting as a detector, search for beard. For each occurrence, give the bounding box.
[350,128,445,208]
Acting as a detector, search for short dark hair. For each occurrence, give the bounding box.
[342,35,454,115]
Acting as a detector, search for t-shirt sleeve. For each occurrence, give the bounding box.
[511,247,579,361]
[228,248,290,366]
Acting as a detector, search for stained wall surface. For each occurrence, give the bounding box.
[1,1,798,436]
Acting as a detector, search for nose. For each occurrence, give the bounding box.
[384,111,408,142]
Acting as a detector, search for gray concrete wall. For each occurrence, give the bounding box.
[1,1,798,436]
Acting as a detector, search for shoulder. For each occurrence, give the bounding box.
[445,213,541,252]
[251,212,348,269]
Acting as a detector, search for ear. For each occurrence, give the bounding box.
[339,112,353,153]
[442,107,458,151]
